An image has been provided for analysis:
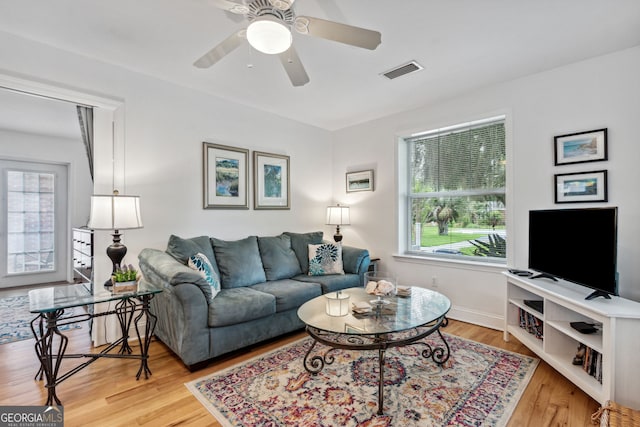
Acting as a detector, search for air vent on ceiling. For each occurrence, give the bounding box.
[381,60,423,80]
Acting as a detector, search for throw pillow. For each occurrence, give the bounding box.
[308,242,345,276]
[188,253,221,300]
[211,236,267,288]
[257,234,302,280]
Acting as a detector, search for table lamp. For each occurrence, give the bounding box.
[326,204,350,242]
[87,190,143,286]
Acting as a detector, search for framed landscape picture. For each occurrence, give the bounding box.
[346,170,374,192]
[554,128,608,165]
[554,170,607,203]
[203,142,249,209]
[253,151,290,210]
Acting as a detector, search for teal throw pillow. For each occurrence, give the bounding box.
[188,253,220,300]
[308,243,344,276]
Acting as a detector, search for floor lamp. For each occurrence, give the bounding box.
[326,205,350,242]
[87,190,143,286]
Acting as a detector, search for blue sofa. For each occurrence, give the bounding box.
[138,231,370,370]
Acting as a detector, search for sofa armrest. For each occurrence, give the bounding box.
[342,246,371,277]
[138,248,213,300]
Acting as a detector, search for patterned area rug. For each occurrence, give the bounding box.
[0,295,81,345]
[186,333,538,427]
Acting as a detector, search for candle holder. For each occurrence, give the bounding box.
[325,291,350,316]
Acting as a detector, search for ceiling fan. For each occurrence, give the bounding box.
[193,0,382,86]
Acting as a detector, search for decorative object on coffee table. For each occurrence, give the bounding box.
[364,271,396,305]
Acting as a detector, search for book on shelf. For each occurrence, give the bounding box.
[518,308,543,339]
[573,343,602,383]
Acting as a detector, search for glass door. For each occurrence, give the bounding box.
[0,159,68,287]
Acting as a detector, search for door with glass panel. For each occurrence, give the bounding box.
[0,159,68,287]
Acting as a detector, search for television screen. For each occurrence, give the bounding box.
[528,207,618,299]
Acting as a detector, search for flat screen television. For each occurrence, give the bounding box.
[528,207,618,300]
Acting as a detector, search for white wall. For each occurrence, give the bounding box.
[332,46,640,328]
[0,32,335,284]
[0,129,92,228]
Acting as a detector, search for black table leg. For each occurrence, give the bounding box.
[134,294,157,380]
[31,310,68,406]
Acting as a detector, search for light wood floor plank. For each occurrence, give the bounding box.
[0,319,600,426]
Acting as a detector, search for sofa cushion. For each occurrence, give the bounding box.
[211,236,266,288]
[283,231,323,274]
[257,234,302,281]
[188,253,221,300]
[308,242,345,276]
[250,279,322,312]
[293,273,360,294]
[166,234,219,275]
[208,287,275,327]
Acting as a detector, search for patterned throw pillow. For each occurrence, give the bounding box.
[308,243,345,276]
[188,253,221,300]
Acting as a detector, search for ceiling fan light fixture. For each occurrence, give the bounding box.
[247,15,292,54]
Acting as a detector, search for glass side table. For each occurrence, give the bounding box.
[29,282,162,406]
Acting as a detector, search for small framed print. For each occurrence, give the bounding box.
[203,142,249,209]
[554,128,608,166]
[555,170,608,204]
[346,170,374,192]
[253,151,290,210]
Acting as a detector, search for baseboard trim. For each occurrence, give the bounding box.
[448,306,504,331]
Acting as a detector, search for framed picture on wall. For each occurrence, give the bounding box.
[253,151,290,210]
[554,170,608,203]
[554,128,608,165]
[203,142,249,209]
[346,169,374,192]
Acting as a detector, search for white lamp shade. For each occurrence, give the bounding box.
[246,15,292,54]
[87,194,143,230]
[326,205,350,225]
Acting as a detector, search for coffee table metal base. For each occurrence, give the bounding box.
[303,317,449,415]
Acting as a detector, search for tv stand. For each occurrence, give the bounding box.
[530,272,557,281]
[504,272,640,408]
[585,290,612,300]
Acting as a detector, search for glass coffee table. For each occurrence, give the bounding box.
[29,282,162,405]
[297,286,451,415]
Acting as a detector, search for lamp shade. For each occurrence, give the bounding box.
[326,205,350,226]
[87,193,143,230]
[246,15,292,54]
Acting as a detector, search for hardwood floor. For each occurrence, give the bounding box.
[0,319,600,426]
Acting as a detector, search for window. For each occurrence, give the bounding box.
[6,170,56,274]
[403,116,506,262]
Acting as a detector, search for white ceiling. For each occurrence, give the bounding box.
[1,0,640,131]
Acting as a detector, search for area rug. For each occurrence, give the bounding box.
[186,333,538,427]
[0,295,81,345]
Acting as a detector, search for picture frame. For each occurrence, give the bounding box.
[554,128,608,166]
[203,142,249,209]
[253,151,290,210]
[346,169,374,193]
[554,170,608,204]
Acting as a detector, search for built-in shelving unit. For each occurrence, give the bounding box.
[504,272,640,408]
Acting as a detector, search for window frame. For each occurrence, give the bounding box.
[399,115,509,265]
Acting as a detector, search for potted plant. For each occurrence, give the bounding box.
[111,264,139,293]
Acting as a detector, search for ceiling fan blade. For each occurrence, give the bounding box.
[278,46,310,87]
[193,30,245,68]
[211,0,250,14]
[295,16,381,50]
